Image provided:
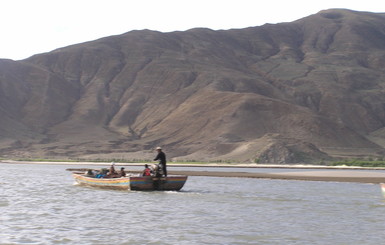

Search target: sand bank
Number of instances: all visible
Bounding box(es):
[164,170,385,184]
[3,160,385,183]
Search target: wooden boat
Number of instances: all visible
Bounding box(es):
[72,173,188,191]
[381,183,385,197]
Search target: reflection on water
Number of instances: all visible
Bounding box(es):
[1,163,385,244]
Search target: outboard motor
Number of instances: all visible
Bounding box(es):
[151,164,163,177]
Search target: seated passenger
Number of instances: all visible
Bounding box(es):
[85,169,95,177]
[95,173,104,178]
[120,167,126,177]
[142,164,152,176]
[107,163,119,178]
[96,168,108,178]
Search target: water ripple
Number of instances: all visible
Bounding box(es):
[1,164,385,244]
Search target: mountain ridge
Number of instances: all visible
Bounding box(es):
[1,9,385,163]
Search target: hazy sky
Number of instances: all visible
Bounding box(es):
[1,0,384,60]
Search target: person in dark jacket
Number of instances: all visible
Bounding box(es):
[153,147,167,177]
[120,167,126,177]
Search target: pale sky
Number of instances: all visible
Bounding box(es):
[1,0,385,60]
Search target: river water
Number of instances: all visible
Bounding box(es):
[1,163,385,245]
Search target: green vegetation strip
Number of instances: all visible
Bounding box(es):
[329,160,385,168]
[6,158,385,168]
[6,158,235,165]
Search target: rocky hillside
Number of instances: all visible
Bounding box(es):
[1,9,385,163]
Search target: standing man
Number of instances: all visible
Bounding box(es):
[154,146,167,177]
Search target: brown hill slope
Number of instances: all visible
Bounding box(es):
[1,9,385,163]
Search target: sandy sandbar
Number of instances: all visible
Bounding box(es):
[3,160,385,183]
[163,170,385,184]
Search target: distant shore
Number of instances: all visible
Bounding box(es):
[3,160,385,183]
[2,159,385,169]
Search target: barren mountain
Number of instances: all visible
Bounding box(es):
[1,9,385,163]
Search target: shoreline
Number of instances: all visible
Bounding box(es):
[3,159,385,170]
[3,160,385,183]
[164,170,385,184]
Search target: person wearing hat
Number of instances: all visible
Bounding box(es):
[153,147,167,177]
